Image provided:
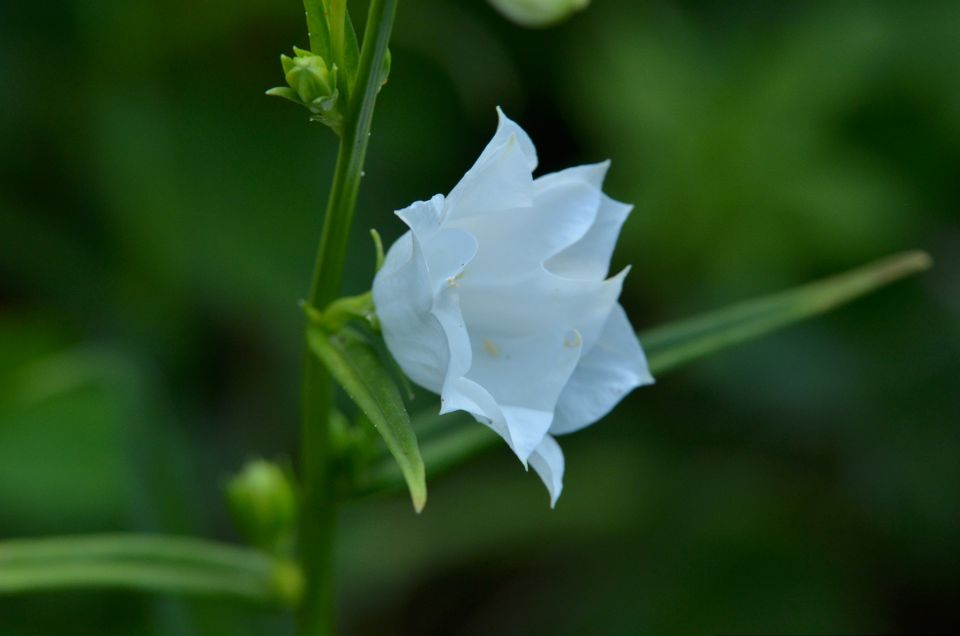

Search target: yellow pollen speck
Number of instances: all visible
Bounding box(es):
[564,331,582,348]
[483,339,500,357]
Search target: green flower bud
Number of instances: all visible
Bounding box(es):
[226,459,298,555]
[282,47,335,104]
[267,47,343,132]
[487,0,590,27]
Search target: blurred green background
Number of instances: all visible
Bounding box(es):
[2,0,958,633]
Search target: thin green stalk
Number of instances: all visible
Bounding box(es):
[307,0,396,309]
[298,1,398,635]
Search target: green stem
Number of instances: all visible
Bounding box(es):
[307,1,396,309]
[298,1,398,635]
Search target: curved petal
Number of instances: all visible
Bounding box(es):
[547,194,633,280]
[439,376,516,459]
[482,107,537,172]
[550,303,654,435]
[396,194,479,293]
[461,328,582,462]
[529,435,564,507]
[432,283,473,390]
[459,267,628,353]
[533,160,609,191]
[396,194,446,241]
[452,163,606,281]
[372,232,448,392]
[445,109,536,220]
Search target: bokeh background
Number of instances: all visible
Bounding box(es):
[2,0,958,633]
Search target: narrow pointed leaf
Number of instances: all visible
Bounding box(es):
[307,325,426,511]
[302,0,331,59]
[640,250,932,375]
[328,0,347,65]
[342,7,362,93]
[0,534,291,605]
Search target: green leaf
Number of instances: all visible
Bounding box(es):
[302,0,332,59]
[354,411,495,498]
[307,325,426,512]
[0,534,297,606]
[640,250,932,375]
[370,228,385,272]
[341,7,362,98]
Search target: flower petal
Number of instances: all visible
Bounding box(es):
[396,194,446,240]
[451,163,606,281]
[483,107,537,172]
[372,232,448,392]
[445,109,536,220]
[459,266,628,352]
[396,194,479,293]
[534,160,609,190]
[439,376,516,457]
[550,303,654,435]
[529,435,564,508]
[460,328,583,462]
[432,283,473,390]
[547,194,634,280]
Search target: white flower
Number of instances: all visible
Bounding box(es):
[372,109,653,505]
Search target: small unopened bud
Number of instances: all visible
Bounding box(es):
[227,459,298,555]
[487,0,590,27]
[282,48,335,104]
[267,47,343,132]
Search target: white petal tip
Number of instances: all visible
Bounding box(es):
[584,160,612,185]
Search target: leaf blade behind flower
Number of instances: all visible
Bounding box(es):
[307,325,426,512]
[640,250,932,375]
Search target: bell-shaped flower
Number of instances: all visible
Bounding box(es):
[372,109,653,505]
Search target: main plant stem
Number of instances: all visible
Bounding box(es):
[298,1,397,635]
